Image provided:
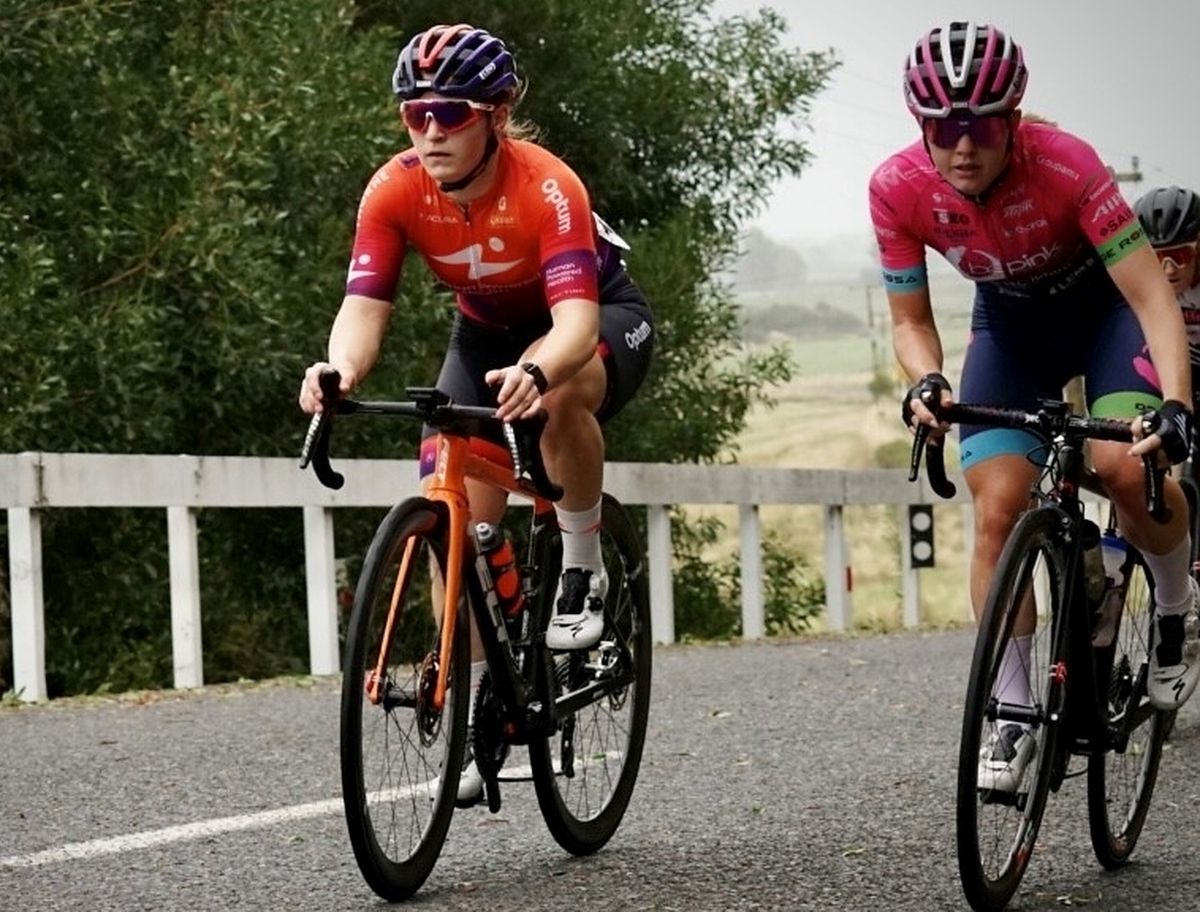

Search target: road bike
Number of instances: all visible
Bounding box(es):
[908,398,1172,912]
[300,373,652,901]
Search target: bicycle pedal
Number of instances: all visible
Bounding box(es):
[484,778,502,814]
[977,788,1028,809]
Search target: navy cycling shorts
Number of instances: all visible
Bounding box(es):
[958,295,1163,470]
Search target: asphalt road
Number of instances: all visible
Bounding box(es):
[3,630,1200,912]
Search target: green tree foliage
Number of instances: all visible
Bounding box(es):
[670,510,823,639]
[1,0,836,693]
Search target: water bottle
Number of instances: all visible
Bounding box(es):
[1092,531,1127,648]
[475,522,525,619]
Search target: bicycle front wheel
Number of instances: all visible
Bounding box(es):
[530,494,653,855]
[340,499,469,901]
[1087,545,1169,868]
[957,508,1069,912]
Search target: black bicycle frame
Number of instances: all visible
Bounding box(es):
[459,502,637,744]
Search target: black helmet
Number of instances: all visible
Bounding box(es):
[392,24,520,103]
[1134,186,1200,247]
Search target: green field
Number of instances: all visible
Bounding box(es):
[687,279,981,633]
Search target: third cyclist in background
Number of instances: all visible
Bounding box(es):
[1135,186,1200,427]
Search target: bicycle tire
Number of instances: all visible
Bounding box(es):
[1087,545,1169,869]
[530,494,653,855]
[340,498,470,901]
[956,507,1070,912]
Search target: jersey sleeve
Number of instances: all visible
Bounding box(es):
[344,158,414,302]
[536,164,599,306]
[1043,132,1146,269]
[869,161,929,293]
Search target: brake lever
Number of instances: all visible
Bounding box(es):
[1143,456,1170,524]
[906,391,956,498]
[1138,411,1172,524]
[299,370,345,490]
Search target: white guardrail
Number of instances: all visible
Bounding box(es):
[1,452,976,702]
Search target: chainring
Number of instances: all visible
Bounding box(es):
[472,672,510,780]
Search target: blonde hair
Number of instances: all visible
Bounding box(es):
[495,80,539,142]
[1020,111,1058,127]
[499,112,540,143]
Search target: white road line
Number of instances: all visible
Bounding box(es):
[0,796,346,869]
[0,752,627,870]
[0,763,528,870]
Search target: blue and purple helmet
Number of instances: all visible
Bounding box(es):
[392,24,521,103]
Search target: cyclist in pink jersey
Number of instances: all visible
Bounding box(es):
[870,21,1199,791]
[298,24,654,805]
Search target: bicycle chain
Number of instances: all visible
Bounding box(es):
[471,672,509,781]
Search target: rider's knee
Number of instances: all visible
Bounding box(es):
[1091,454,1143,503]
[970,479,1032,549]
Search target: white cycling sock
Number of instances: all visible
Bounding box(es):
[995,633,1033,713]
[466,660,487,727]
[556,500,603,574]
[1143,535,1193,615]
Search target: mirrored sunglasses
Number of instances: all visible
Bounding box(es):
[400,99,495,133]
[922,115,1010,150]
[1155,243,1197,269]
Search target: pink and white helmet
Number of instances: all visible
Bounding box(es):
[903,22,1027,118]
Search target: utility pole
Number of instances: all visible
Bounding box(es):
[1111,155,1143,186]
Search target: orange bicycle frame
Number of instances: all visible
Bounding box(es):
[368,430,552,710]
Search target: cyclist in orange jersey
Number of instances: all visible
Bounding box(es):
[299,24,654,805]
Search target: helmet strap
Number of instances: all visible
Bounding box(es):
[438,123,500,194]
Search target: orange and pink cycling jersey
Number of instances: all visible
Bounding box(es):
[869,122,1147,298]
[345,139,623,328]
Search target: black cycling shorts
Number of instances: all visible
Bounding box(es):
[423,271,653,446]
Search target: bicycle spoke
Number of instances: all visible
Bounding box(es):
[531,497,652,855]
[1088,550,1167,868]
[958,511,1066,911]
[341,503,468,901]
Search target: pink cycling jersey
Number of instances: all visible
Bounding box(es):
[869,122,1146,298]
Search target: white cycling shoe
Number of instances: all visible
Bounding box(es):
[455,736,484,807]
[1148,579,1200,710]
[977,723,1035,794]
[545,567,607,651]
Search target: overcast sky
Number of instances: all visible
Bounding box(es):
[713,0,1200,245]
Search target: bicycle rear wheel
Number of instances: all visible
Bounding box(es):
[1087,546,1169,868]
[957,508,1069,912]
[340,499,469,901]
[530,494,653,855]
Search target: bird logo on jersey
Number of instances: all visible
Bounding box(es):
[429,237,525,281]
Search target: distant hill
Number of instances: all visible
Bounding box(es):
[733,227,976,289]
[731,228,808,291]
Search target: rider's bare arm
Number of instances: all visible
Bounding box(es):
[1109,246,1193,408]
[887,286,950,427]
[299,294,392,413]
[524,296,599,389]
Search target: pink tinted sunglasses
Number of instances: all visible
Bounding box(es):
[400,98,495,133]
